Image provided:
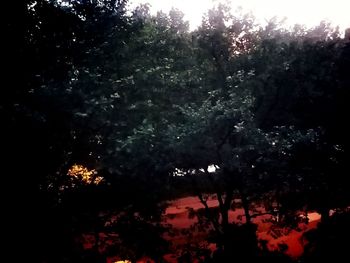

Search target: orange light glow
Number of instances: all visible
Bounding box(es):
[67,164,103,185]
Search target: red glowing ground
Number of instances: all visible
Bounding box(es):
[82,196,321,263]
[161,196,320,261]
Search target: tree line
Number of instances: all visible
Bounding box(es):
[3,0,349,262]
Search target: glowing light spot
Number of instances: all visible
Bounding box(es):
[208,164,218,173]
[67,164,103,185]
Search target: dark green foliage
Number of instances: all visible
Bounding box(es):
[3,1,349,261]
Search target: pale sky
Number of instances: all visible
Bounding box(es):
[129,0,350,31]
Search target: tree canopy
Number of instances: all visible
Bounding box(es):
[4,1,349,262]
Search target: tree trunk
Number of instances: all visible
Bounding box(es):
[221,207,229,229]
[94,230,100,253]
[320,207,330,223]
[197,193,222,234]
[221,189,233,228]
[240,190,251,224]
[242,199,252,224]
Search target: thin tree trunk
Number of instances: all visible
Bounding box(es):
[198,192,222,234]
[320,207,330,223]
[221,207,229,228]
[221,188,233,228]
[94,230,100,253]
[240,189,252,224]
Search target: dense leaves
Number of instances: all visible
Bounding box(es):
[4,1,349,262]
